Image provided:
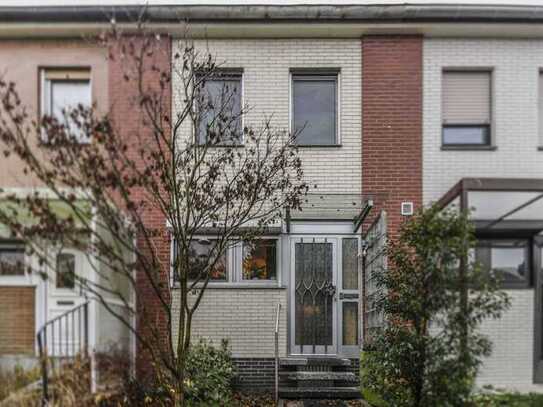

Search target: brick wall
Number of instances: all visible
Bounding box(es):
[0,286,35,355]
[361,36,423,238]
[172,39,362,196]
[170,37,362,364]
[476,290,534,388]
[423,38,543,203]
[172,288,287,358]
[108,35,172,377]
[423,38,543,390]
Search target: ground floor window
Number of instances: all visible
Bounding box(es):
[474,238,531,288]
[171,237,279,285]
[0,243,25,276]
[242,239,277,281]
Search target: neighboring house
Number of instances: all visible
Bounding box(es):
[0,39,135,387]
[1,1,543,399]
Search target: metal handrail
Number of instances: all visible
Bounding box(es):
[36,301,89,405]
[274,302,281,405]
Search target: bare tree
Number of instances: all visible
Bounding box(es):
[0,26,307,406]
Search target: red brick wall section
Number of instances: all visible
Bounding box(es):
[0,286,35,355]
[361,36,423,240]
[108,35,172,380]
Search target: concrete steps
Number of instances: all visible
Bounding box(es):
[278,357,361,400]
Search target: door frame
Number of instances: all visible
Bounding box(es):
[289,236,339,356]
[286,222,361,358]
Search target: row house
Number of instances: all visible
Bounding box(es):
[0,2,542,397]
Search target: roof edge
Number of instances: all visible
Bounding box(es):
[4,4,543,24]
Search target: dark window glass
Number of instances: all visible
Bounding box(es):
[443,125,490,146]
[197,74,242,145]
[173,239,227,282]
[242,239,277,281]
[292,75,337,145]
[56,253,76,289]
[475,239,530,287]
[0,246,24,276]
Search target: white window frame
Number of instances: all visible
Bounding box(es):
[289,69,341,146]
[441,68,493,148]
[0,242,32,286]
[40,68,92,144]
[234,237,281,285]
[170,236,281,288]
[194,70,245,146]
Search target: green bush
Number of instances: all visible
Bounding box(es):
[360,206,510,407]
[185,338,235,406]
[470,390,543,407]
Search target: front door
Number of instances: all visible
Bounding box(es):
[290,237,338,355]
[47,249,87,356]
[289,235,361,357]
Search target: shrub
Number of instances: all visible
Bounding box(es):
[0,363,41,403]
[185,338,235,406]
[111,339,235,406]
[360,206,510,407]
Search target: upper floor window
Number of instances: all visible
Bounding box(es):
[41,68,92,143]
[442,70,491,146]
[197,71,243,146]
[292,72,338,146]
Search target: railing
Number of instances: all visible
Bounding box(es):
[274,302,281,405]
[36,301,89,405]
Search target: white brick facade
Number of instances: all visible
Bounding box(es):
[423,38,543,203]
[172,39,362,195]
[172,288,287,358]
[477,290,534,389]
[423,38,543,390]
[171,39,362,357]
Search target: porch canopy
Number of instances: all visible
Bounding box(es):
[437,178,543,233]
[286,193,373,233]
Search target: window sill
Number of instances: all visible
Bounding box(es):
[198,144,244,149]
[172,283,285,290]
[296,144,342,148]
[441,145,497,151]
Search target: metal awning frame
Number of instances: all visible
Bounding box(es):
[437,177,543,233]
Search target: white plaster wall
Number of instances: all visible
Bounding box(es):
[423,38,543,390]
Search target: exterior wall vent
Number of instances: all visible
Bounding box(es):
[401,202,414,216]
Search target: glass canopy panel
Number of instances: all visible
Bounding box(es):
[468,191,543,221]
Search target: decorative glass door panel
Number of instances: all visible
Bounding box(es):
[291,238,337,355]
[338,238,360,357]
